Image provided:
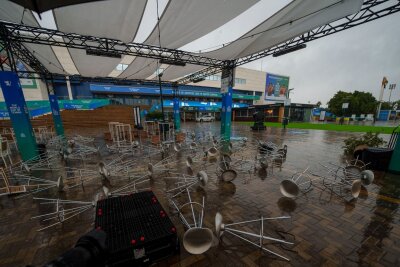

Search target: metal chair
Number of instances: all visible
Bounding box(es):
[0,140,12,167]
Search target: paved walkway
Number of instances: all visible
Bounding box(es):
[0,122,399,266]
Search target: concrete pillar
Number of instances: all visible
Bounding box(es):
[278,106,285,123]
[0,71,38,160]
[66,76,73,100]
[173,85,181,132]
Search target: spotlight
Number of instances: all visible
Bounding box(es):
[273,44,306,57]
[192,77,205,83]
[159,59,186,66]
[86,49,121,59]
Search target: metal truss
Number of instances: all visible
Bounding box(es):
[0,21,227,68]
[12,70,175,88]
[175,60,235,85]
[9,40,50,74]
[1,23,50,75]
[175,66,222,85]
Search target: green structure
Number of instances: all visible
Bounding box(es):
[0,71,38,161]
[389,129,400,173]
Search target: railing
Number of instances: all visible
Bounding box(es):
[388,124,400,149]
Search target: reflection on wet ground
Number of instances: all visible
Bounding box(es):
[0,122,399,266]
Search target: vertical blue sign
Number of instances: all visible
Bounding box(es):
[220,67,234,142]
[0,71,38,160]
[173,97,181,132]
[220,90,233,141]
[49,93,65,136]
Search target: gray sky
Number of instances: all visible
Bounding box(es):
[243,12,400,106]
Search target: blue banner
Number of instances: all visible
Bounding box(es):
[89,84,259,100]
[220,67,235,142]
[162,100,247,108]
[90,84,174,95]
[0,71,38,160]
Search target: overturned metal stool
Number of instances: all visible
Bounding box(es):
[215,212,294,261]
[164,171,208,198]
[32,197,97,231]
[170,189,213,254]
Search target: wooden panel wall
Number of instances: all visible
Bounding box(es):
[0,105,149,131]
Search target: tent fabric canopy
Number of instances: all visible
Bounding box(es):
[120,0,258,79]
[1,0,363,81]
[202,0,363,60]
[160,0,363,81]
[53,0,147,43]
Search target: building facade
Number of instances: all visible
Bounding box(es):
[0,67,289,120]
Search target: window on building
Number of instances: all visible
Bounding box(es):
[235,78,246,84]
[205,75,221,81]
[236,110,249,117]
[116,63,128,71]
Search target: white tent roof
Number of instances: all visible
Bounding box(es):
[119,0,258,80]
[54,0,147,43]
[1,0,362,81]
[162,0,363,81]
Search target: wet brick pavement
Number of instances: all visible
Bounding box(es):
[0,122,399,266]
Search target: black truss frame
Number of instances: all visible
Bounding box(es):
[0,21,227,68]
[1,0,399,86]
[12,70,176,87]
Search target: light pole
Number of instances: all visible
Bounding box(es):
[285,88,294,118]
[388,83,397,103]
[286,88,294,99]
[377,77,388,119]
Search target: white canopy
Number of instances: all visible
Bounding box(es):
[1,0,363,81]
[162,0,363,80]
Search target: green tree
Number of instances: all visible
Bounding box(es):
[327,91,352,116]
[327,90,377,116]
[380,102,392,110]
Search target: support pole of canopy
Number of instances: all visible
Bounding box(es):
[0,71,38,161]
[158,73,165,122]
[45,78,65,136]
[220,62,235,144]
[173,84,181,132]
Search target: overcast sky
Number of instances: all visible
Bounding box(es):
[243,12,400,106]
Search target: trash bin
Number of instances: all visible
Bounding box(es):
[362,147,393,171]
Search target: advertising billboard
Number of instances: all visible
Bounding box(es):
[265,73,290,102]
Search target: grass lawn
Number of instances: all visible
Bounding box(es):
[237,121,397,134]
